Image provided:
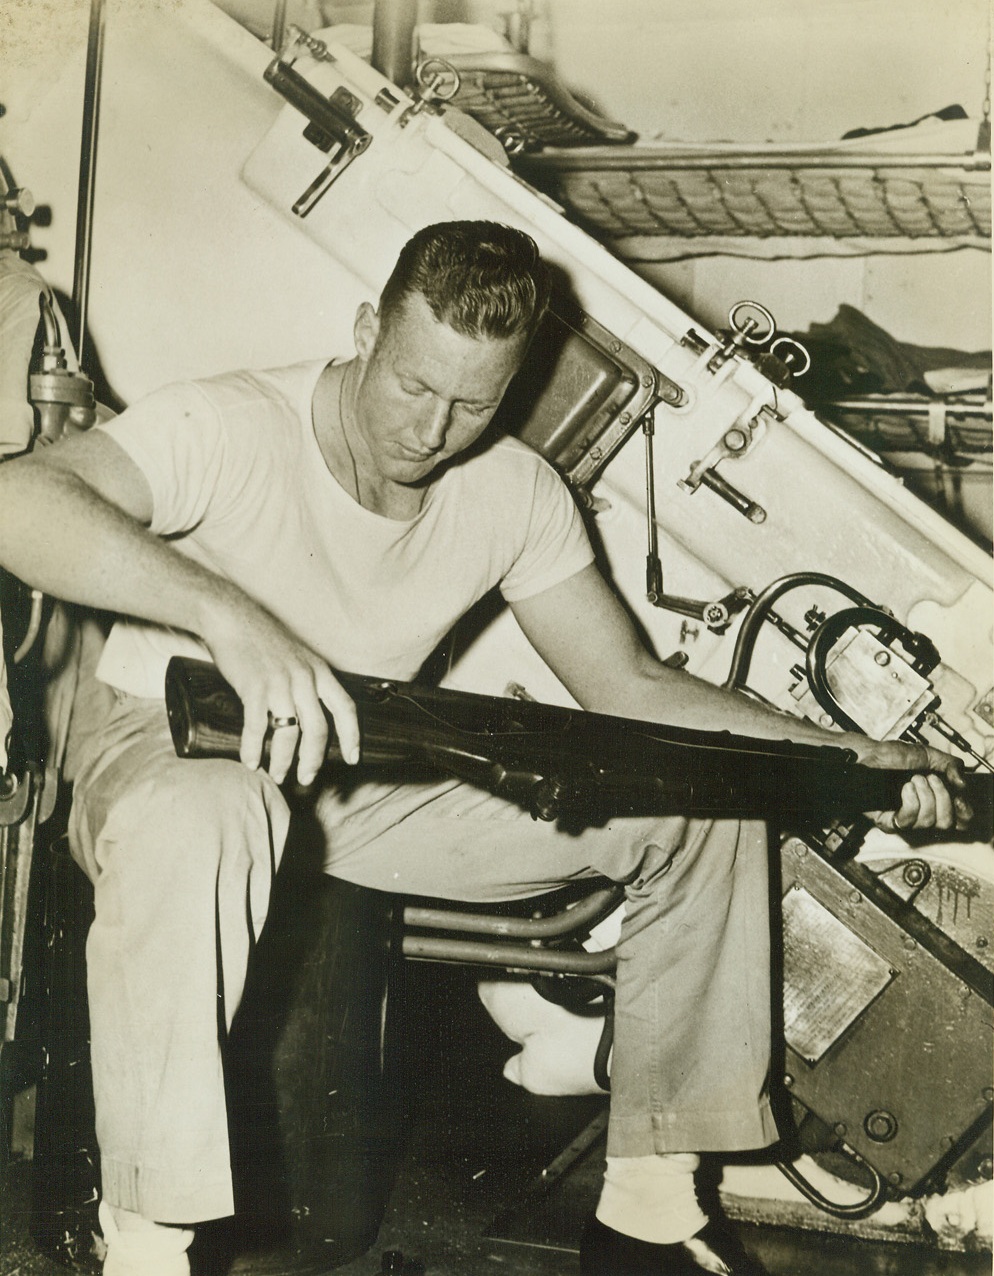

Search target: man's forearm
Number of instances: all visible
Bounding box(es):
[0,447,362,781]
[0,454,238,642]
[514,565,878,760]
[581,653,874,756]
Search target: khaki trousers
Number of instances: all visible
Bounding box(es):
[70,693,777,1224]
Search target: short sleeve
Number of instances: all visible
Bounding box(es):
[499,455,594,603]
[96,382,226,537]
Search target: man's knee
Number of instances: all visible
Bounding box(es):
[72,748,289,888]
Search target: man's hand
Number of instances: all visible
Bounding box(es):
[201,587,360,786]
[852,737,971,834]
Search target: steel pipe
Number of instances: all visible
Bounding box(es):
[523,150,991,173]
[72,0,106,370]
[371,0,417,90]
[402,885,622,939]
[270,0,287,51]
[828,396,992,420]
[401,934,617,975]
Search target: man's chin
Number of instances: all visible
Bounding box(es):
[390,456,447,486]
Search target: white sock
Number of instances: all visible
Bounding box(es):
[98,1201,194,1276]
[595,1152,709,1244]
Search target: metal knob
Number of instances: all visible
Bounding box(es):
[4,187,36,218]
[864,1109,898,1142]
[415,57,461,103]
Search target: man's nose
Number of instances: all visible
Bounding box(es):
[416,399,451,451]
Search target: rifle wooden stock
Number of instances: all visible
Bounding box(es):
[164,656,991,826]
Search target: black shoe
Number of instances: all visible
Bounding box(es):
[579,1215,768,1275]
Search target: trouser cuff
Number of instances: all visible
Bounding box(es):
[101,1157,234,1225]
[607,1098,779,1158]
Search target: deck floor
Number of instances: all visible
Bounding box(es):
[2,966,990,1276]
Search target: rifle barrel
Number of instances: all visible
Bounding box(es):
[164,656,991,828]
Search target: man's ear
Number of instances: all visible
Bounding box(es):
[354,302,380,362]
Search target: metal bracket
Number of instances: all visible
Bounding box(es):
[648,586,754,634]
[1,767,41,1042]
[642,402,755,626]
[411,57,462,114]
[279,25,336,63]
[707,300,776,375]
[263,35,371,217]
[375,57,462,130]
[501,305,681,488]
[706,300,810,384]
[0,768,32,828]
[678,410,771,524]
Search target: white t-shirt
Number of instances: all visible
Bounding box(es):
[95,359,593,698]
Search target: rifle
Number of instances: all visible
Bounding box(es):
[164,656,992,829]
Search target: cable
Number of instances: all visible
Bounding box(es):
[775,1156,887,1220]
[593,1002,614,1093]
[724,573,874,692]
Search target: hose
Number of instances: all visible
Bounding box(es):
[775,1156,888,1220]
[724,572,875,693]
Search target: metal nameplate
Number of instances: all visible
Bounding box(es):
[782,885,894,1063]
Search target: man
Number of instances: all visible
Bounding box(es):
[0,221,966,1276]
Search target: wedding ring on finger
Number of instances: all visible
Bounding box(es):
[269,714,299,730]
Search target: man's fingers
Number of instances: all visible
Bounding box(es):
[927,750,966,793]
[239,693,301,784]
[267,713,302,786]
[278,667,358,787]
[873,773,955,833]
[891,776,924,831]
[924,772,955,829]
[913,749,975,830]
[295,688,330,787]
[218,636,357,786]
[870,777,920,833]
[239,696,270,772]
[316,668,360,769]
[953,793,974,830]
